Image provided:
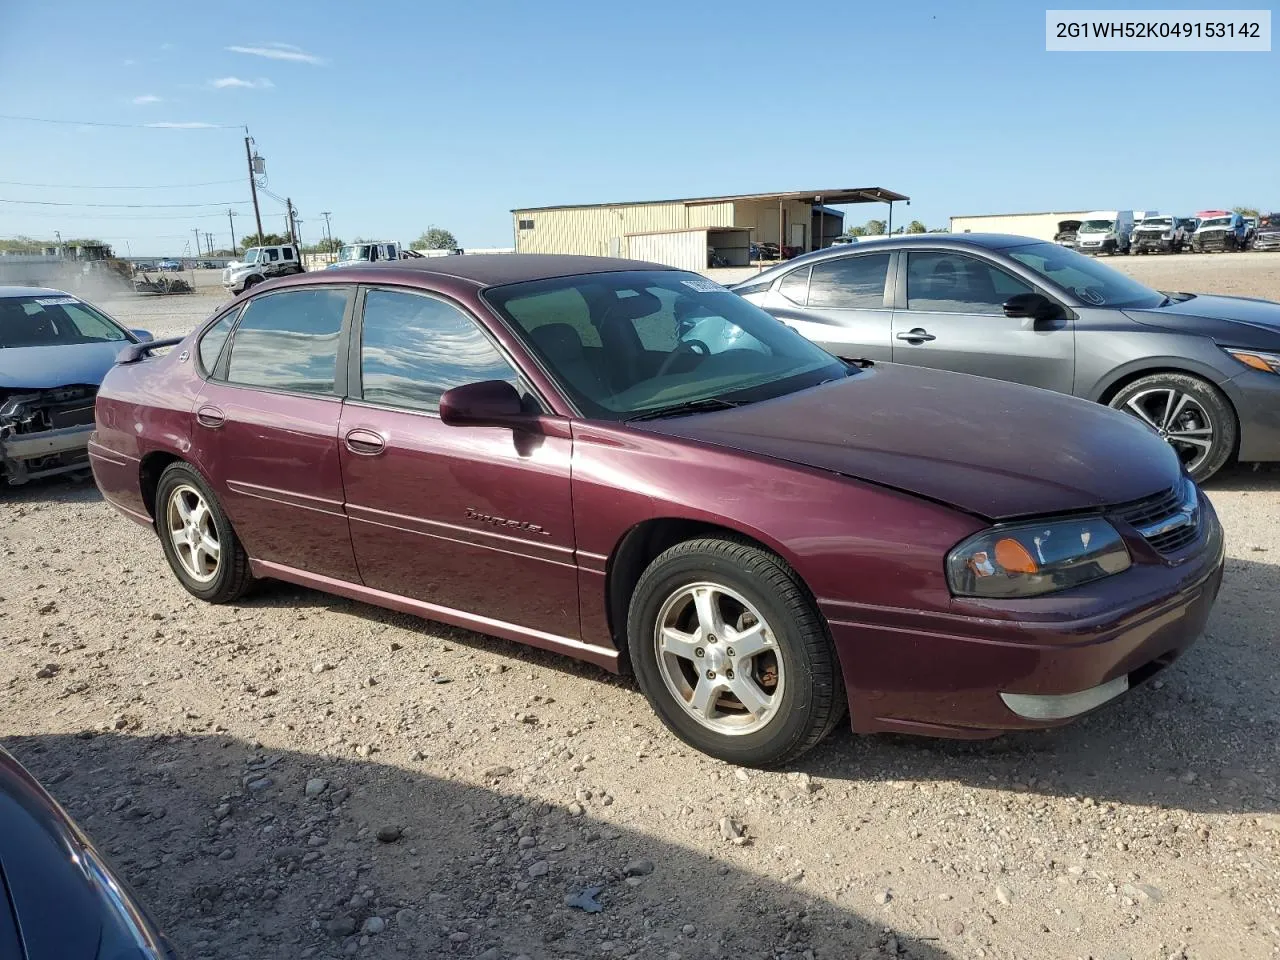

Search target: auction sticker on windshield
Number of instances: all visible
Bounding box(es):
[682,278,728,294]
[34,297,79,306]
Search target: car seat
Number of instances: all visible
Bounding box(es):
[528,323,609,404]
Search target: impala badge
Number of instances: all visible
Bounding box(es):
[465,506,551,537]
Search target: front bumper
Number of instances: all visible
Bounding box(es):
[1,423,95,484]
[824,499,1225,737]
[1132,236,1175,252]
[1076,239,1116,254]
[1222,367,1280,462]
[1252,234,1280,251]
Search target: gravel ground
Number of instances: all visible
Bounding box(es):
[2,256,1279,960]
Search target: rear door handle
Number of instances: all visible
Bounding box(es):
[344,428,385,456]
[196,404,226,428]
[896,328,936,343]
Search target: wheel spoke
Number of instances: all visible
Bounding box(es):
[1167,425,1211,438]
[190,500,209,528]
[199,533,220,561]
[688,675,724,719]
[727,673,772,718]
[659,626,701,661]
[1163,391,1192,430]
[691,586,725,638]
[174,495,192,524]
[1124,397,1161,430]
[725,621,770,660]
[1169,435,1212,450]
[1158,389,1178,430]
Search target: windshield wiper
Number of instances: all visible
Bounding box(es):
[626,397,745,422]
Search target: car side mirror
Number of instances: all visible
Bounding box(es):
[439,380,529,428]
[131,328,154,342]
[1003,292,1063,322]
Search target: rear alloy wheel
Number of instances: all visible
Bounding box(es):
[1108,373,1236,481]
[155,462,253,602]
[628,538,846,767]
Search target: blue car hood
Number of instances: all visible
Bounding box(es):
[0,342,125,390]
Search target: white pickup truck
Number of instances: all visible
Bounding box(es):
[326,242,424,270]
[221,243,304,294]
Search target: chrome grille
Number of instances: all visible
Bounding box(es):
[1110,481,1200,556]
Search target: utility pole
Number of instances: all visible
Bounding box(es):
[244,134,264,241]
[205,232,214,255]
[227,209,238,255]
[193,228,202,257]
[285,197,297,245]
[320,211,332,252]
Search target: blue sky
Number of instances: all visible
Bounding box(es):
[1,1,1275,254]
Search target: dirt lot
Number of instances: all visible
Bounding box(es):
[2,254,1279,960]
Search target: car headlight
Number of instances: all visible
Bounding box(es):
[946,517,1131,599]
[1225,348,1280,374]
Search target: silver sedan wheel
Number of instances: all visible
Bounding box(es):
[165,484,220,583]
[653,581,783,736]
[1122,388,1214,474]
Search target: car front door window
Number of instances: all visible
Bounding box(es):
[906,251,1032,315]
[358,289,520,413]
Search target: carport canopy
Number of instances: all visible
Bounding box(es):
[683,187,910,206]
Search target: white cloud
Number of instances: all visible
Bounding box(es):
[123,58,137,66]
[132,94,163,104]
[210,76,274,90]
[145,121,219,129]
[226,42,325,65]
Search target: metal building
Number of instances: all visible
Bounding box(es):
[949,210,1094,242]
[512,188,909,271]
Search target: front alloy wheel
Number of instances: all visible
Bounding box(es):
[1109,373,1237,481]
[628,537,846,766]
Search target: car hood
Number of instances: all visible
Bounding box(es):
[635,364,1180,520]
[0,342,126,389]
[1126,293,1280,346]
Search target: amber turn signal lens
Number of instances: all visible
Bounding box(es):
[1231,352,1275,373]
[994,538,1039,574]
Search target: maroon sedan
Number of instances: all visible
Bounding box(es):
[90,256,1224,766]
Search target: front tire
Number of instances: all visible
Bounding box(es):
[1108,373,1237,481]
[627,538,846,767]
[155,462,253,603]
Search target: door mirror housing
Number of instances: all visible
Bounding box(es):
[130,328,154,342]
[1003,292,1063,322]
[439,380,529,428]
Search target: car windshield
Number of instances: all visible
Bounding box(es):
[1201,217,1232,228]
[241,249,261,264]
[1262,215,1280,229]
[1141,218,1173,227]
[1078,220,1115,233]
[485,270,849,420]
[0,295,128,348]
[1007,242,1165,308]
[339,244,370,262]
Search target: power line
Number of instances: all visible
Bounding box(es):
[8,210,243,221]
[0,113,241,130]
[0,178,244,189]
[0,198,251,209]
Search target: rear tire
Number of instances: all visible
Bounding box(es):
[627,537,846,767]
[155,462,254,603]
[1108,373,1237,481]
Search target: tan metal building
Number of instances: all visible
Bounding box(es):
[949,210,1093,242]
[512,188,909,271]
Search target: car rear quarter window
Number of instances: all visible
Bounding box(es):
[225,289,347,394]
[777,266,811,305]
[906,251,1032,315]
[359,289,518,413]
[197,309,239,375]
[807,254,891,309]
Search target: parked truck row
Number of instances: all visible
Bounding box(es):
[1055,210,1274,255]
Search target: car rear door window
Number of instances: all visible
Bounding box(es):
[906,251,1033,315]
[807,254,891,308]
[225,288,348,394]
[359,288,518,414]
[778,266,811,305]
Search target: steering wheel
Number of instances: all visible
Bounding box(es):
[656,339,710,378]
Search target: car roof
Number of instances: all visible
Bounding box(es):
[773,233,1042,267]
[304,253,672,288]
[0,285,70,299]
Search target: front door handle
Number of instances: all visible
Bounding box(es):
[344,428,385,456]
[195,405,226,428]
[896,328,936,343]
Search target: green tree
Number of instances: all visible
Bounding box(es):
[303,237,343,254]
[906,220,928,234]
[414,226,457,250]
[1233,206,1261,218]
[239,232,291,248]
[842,225,866,237]
[862,219,887,236]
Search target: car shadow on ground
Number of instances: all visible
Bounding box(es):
[3,732,954,960]
[1201,460,1280,492]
